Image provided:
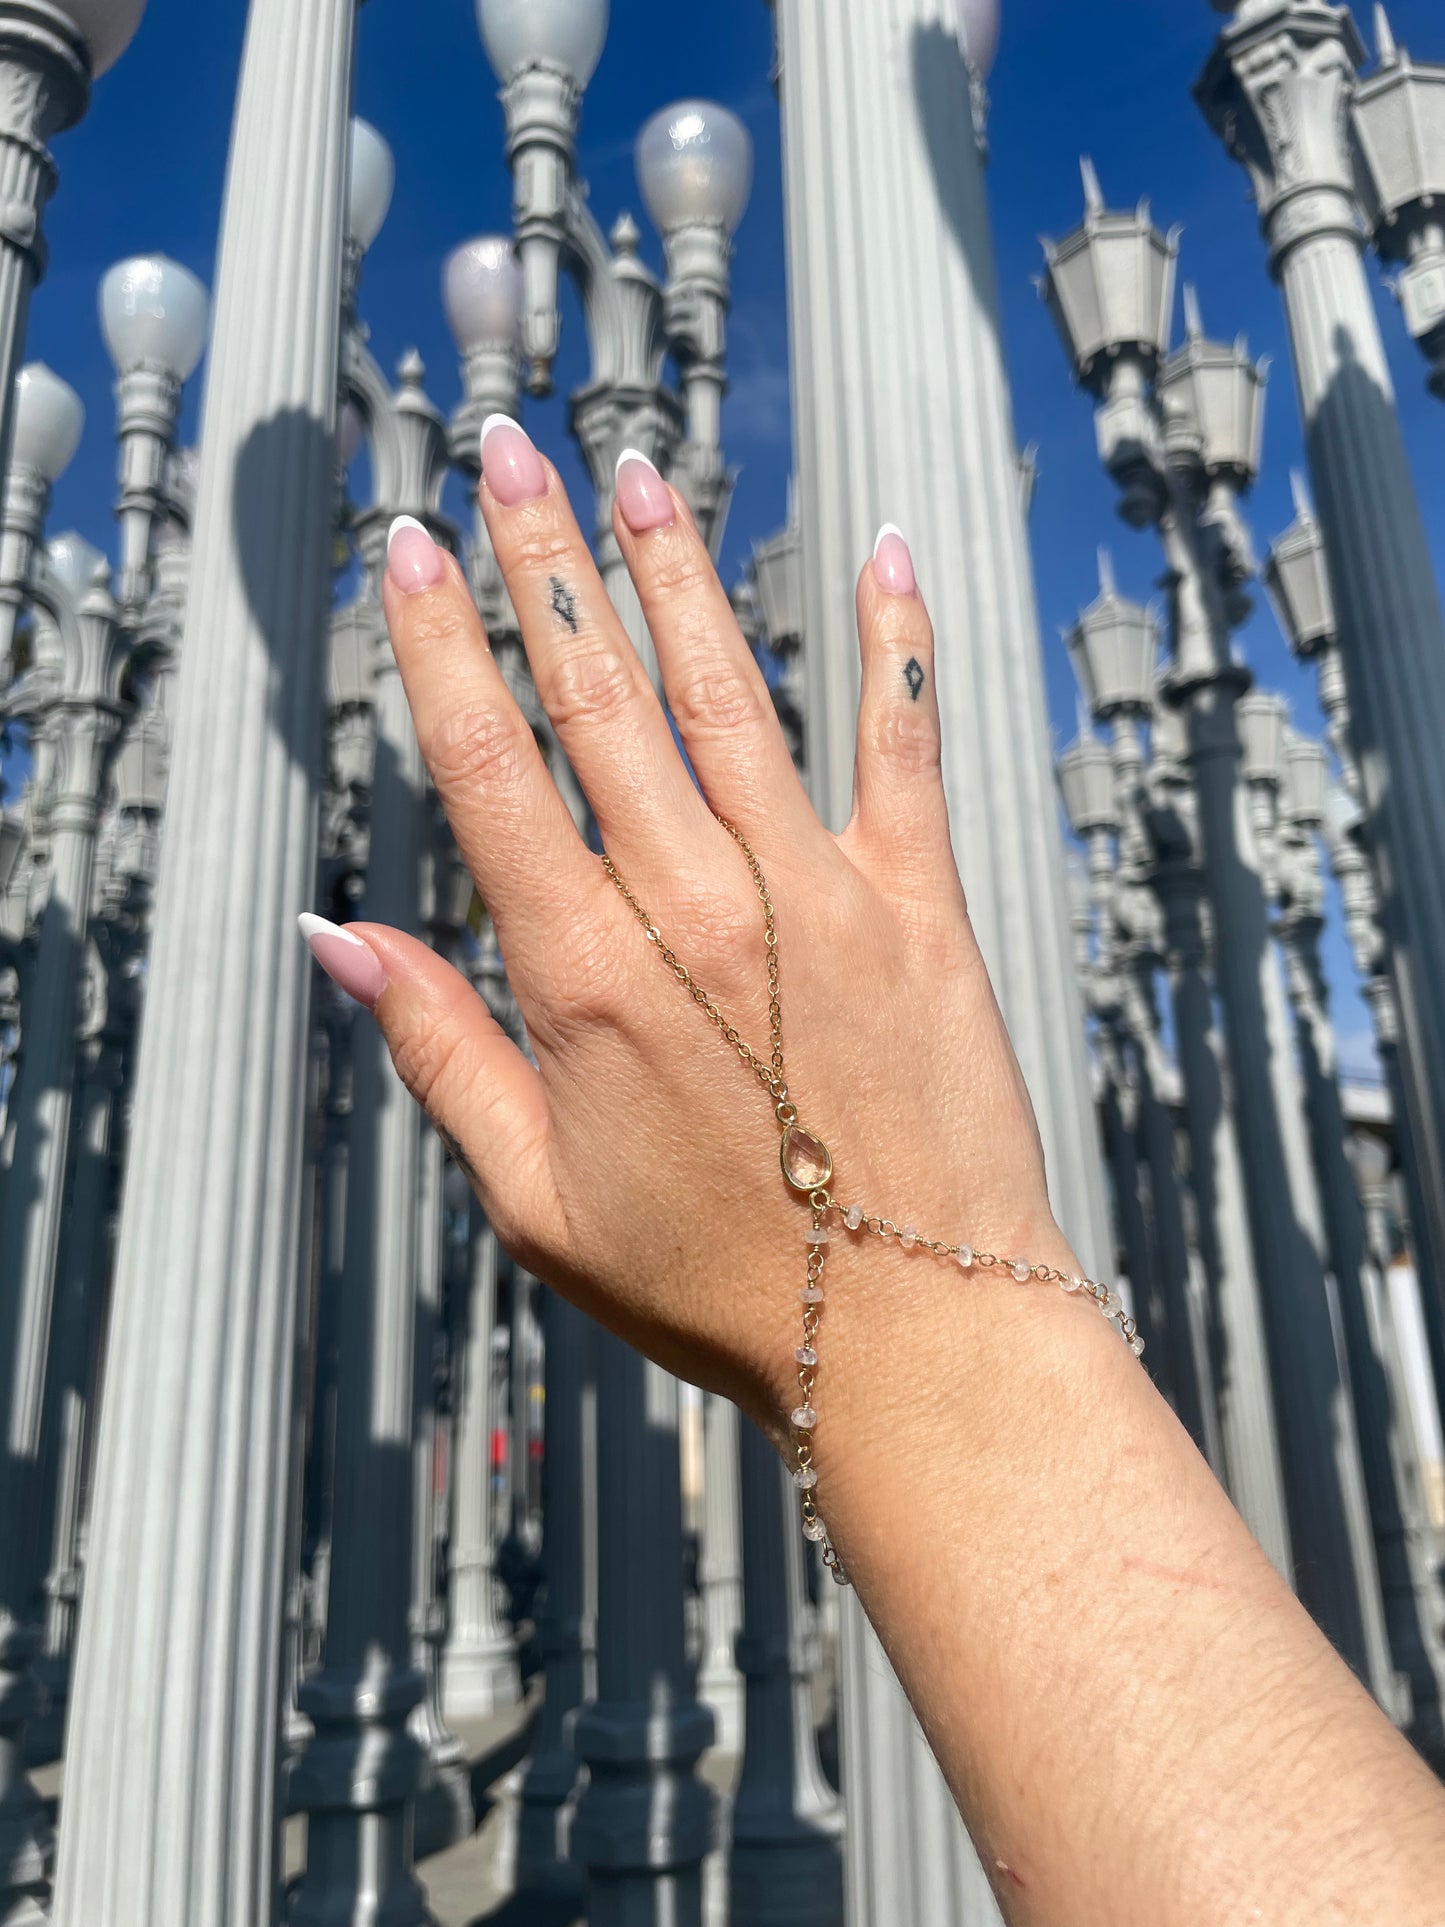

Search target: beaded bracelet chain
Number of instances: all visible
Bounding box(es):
[604,822,1145,1587]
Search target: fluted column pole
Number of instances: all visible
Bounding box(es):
[730,1413,843,1927]
[698,1393,744,1756]
[1199,1,1445,1413]
[52,2,357,1915]
[775,8,1110,1912]
[516,1288,596,1901]
[441,1215,520,1721]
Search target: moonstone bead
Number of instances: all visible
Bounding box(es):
[791,1405,818,1430]
[793,1465,818,1490]
[1103,1291,1123,1316]
[805,1227,830,1246]
[844,1204,864,1232]
[956,1244,974,1270]
[1129,1335,1146,1357]
[1061,1274,1084,1294]
[800,1285,824,1305]
[795,1345,818,1367]
[1010,1260,1032,1284]
[899,1225,917,1249]
[802,1516,827,1543]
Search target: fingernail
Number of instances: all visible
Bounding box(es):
[873,524,917,597]
[481,413,547,507]
[615,448,675,534]
[299,913,388,1010]
[388,516,446,595]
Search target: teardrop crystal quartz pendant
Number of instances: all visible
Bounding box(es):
[781,1125,833,1193]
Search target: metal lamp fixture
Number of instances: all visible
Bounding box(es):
[1264,472,1337,662]
[0,363,83,672]
[1067,551,1159,720]
[346,117,395,256]
[751,512,803,655]
[1056,725,1119,840]
[1039,160,1178,394]
[635,100,753,239]
[1282,730,1331,831]
[1237,690,1289,790]
[99,254,209,608]
[55,0,148,75]
[1352,6,1445,396]
[1157,288,1268,491]
[477,0,610,393]
[443,235,523,470]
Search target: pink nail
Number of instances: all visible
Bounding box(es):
[873,524,917,596]
[481,413,547,506]
[387,516,446,595]
[299,913,388,1010]
[614,448,675,534]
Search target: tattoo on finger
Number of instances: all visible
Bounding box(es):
[904,658,926,703]
[549,577,580,634]
[440,1127,481,1191]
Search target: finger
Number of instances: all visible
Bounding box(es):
[299,914,564,1261]
[380,516,611,981]
[845,525,963,913]
[477,416,716,866]
[612,450,813,832]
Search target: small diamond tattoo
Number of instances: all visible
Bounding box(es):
[904,657,925,702]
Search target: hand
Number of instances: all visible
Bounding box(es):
[311,420,1082,1434]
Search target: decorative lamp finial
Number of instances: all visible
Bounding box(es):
[1374,3,1400,66]
[1080,155,1105,218]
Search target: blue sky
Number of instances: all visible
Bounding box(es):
[30,0,1445,1073]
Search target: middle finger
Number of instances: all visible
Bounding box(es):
[477,415,715,868]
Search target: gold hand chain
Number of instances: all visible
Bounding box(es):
[603,821,1144,1586]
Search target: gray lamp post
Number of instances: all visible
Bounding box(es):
[1273,728,1445,1764]
[0,359,81,672]
[98,253,209,613]
[1063,561,1219,1458]
[52,0,360,1915]
[0,533,130,1923]
[1199,3,1445,1453]
[1353,6,1445,400]
[0,0,146,518]
[1043,178,1392,1686]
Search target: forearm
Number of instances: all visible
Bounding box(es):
[812,1231,1445,1926]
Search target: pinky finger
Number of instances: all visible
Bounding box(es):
[299,914,562,1259]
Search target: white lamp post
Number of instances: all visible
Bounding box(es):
[343,115,394,314]
[99,254,209,611]
[441,235,523,629]
[0,360,83,675]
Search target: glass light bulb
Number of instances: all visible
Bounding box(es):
[636,100,754,236]
[956,0,1001,76]
[443,237,524,352]
[100,255,210,380]
[337,401,367,470]
[12,364,85,483]
[476,0,608,86]
[47,532,108,599]
[58,0,148,76]
[347,118,396,254]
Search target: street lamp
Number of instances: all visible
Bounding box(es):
[635,99,752,529]
[1352,6,1445,399]
[1057,723,1118,843]
[344,116,395,313]
[99,254,209,610]
[53,0,148,75]
[1283,730,1331,833]
[1065,550,1158,722]
[0,361,83,677]
[955,0,1001,77]
[477,0,609,392]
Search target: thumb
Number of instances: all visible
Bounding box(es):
[299,914,558,1256]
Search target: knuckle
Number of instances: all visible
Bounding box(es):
[669,656,771,737]
[543,915,633,1029]
[502,516,578,581]
[423,699,529,797]
[641,541,715,603]
[391,998,477,1123]
[870,699,943,777]
[540,643,643,735]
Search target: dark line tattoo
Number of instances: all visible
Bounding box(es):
[904,657,925,703]
[549,576,579,634]
[439,1128,481,1191]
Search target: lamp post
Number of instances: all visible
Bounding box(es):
[98,254,209,612]
[0,536,129,1923]
[0,0,146,514]
[0,360,81,671]
[1061,562,1219,1457]
[1043,183,1391,1685]
[1353,7,1445,400]
[52,0,360,1914]
[1271,728,1445,1763]
[1199,3,1445,1444]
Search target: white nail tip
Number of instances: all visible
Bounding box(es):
[615,446,658,481]
[299,912,366,949]
[480,412,523,456]
[874,522,906,556]
[387,515,429,552]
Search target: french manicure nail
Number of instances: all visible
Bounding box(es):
[873,524,917,597]
[387,515,446,595]
[299,913,388,1010]
[615,447,676,535]
[480,413,547,507]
